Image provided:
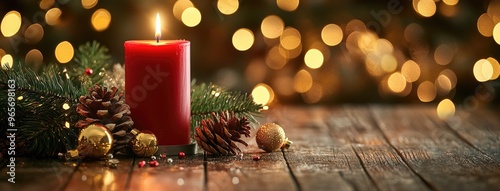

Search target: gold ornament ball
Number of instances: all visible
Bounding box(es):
[256,123,286,152]
[77,124,113,159]
[131,129,158,157]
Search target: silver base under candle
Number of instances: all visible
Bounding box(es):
[155,143,198,156]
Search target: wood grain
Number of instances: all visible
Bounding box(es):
[126,155,204,191]
[0,158,77,191]
[266,106,376,191]
[63,158,135,191]
[370,106,500,191]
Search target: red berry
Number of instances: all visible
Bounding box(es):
[160,153,167,160]
[149,160,159,167]
[178,152,186,159]
[252,155,260,161]
[84,68,93,76]
[138,160,146,168]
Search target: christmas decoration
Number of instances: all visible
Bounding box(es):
[149,160,159,167]
[167,158,173,164]
[76,84,134,154]
[252,155,261,161]
[77,123,113,159]
[194,111,252,156]
[68,41,112,87]
[256,123,289,152]
[130,129,158,157]
[160,153,167,160]
[84,68,93,76]
[178,152,186,159]
[138,160,146,168]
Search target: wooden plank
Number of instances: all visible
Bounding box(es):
[442,108,500,160]
[127,154,204,191]
[63,157,135,191]
[370,106,500,191]
[206,144,295,191]
[329,106,431,191]
[0,158,77,191]
[267,106,376,191]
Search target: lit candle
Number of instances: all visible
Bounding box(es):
[124,13,190,147]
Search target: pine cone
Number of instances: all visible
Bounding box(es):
[194,112,251,155]
[76,84,134,154]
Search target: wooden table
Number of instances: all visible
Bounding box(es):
[1,105,499,191]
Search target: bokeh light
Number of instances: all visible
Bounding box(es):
[1,11,22,37]
[486,57,500,80]
[45,8,62,26]
[232,28,254,51]
[217,0,239,15]
[493,23,500,45]
[280,27,301,50]
[91,9,111,32]
[381,55,397,73]
[24,24,44,44]
[473,59,493,82]
[477,13,495,37]
[321,24,343,46]
[417,81,437,102]
[261,15,284,39]
[182,7,201,27]
[304,49,324,69]
[266,46,287,69]
[416,0,437,18]
[442,0,459,6]
[25,49,43,68]
[252,83,274,106]
[434,44,454,65]
[294,69,313,93]
[401,60,421,82]
[437,99,455,120]
[82,0,98,9]
[1,54,13,70]
[55,41,74,64]
[39,0,55,10]
[173,0,194,21]
[303,83,323,104]
[277,0,299,12]
[387,72,407,93]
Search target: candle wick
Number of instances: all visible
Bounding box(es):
[156,36,160,43]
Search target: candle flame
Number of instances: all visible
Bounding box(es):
[155,13,161,42]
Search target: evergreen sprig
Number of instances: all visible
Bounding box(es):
[190,81,263,130]
[68,41,112,87]
[0,63,83,157]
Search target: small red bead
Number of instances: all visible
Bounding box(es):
[138,160,146,167]
[178,152,186,159]
[149,160,159,167]
[252,155,261,161]
[160,153,167,160]
[84,68,93,76]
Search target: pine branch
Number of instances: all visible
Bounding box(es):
[67,41,112,87]
[190,81,263,130]
[0,63,83,157]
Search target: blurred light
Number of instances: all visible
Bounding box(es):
[91,9,111,32]
[17,96,23,101]
[486,57,500,80]
[436,73,452,95]
[1,11,22,37]
[404,23,424,43]
[217,0,239,15]
[1,54,13,70]
[443,0,458,6]
[25,49,43,67]
[302,83,323,104]
[266,46,287,69]
[401,60,421,82]
[434,44,454,65]
[182,7,201,27]
[345,19,366,34]
[294,69,313,93]
[473,59,493,82]
[477,13,495,37]
[488,0,500,19]
[387,72,406,93]
[365,53,384,77]
[381,54,397,73]
[82,0,98,9]
[261,15,284,39]
[439,3,458,17]
[24,24,44,44]
[65,121,70,128]
[493,23,500,45]
[416,0,436,17]
[375,39,394,54]
[304,49,324,69]
[440,69,457,89]
[358,32,378,54]
[173,0,194,21]
[232,28,254,51]
[55,41,74,64]
[437,99,455,120]
[277,0,299,12]
[0,49,5,58]
[321,24,343,46]
[280,27,301,50]
[39,0,55,10]
[62,103,70,110]
[45,8,61,26]
[286,43,302,58]
[417,81,437,102]
[252,83,274,105]
[272,76,295,96]
[245,59,267,84]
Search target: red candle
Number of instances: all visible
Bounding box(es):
[124,13,190,146]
